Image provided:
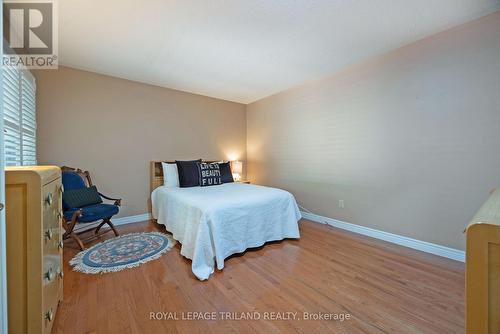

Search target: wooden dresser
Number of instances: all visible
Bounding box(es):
[466,189,500,334]
[5,166,64,334]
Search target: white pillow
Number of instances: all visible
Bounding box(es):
[161,162,180,187]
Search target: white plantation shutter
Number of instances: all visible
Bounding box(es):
[2,67,37,166]
[2,67,21,166]
[21,72,37,165]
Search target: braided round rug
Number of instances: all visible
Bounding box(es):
[70,232,176,274]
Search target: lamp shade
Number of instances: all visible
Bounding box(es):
[231,160,243,175]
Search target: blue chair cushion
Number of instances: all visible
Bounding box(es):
[64,203,119,223]
[62,171,87,191]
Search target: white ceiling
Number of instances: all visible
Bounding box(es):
[59,1,500,104]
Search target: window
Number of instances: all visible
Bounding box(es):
[2,67,36,166]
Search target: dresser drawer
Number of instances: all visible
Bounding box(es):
[43,229,63,256]
[42,255,61,334]
[42,178,62,248]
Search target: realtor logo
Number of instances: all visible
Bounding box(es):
[3,0,58,69]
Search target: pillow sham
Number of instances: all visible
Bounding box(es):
[161,162,180,188]
[218,162,234,183]
[176,159,202,187]
[197,162,222,187]
[62,185,102,208]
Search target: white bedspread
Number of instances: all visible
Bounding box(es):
[151,183,301,280]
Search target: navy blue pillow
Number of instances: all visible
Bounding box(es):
[218,162,234,183]
[62,185,102,208]
[176,159,202,187]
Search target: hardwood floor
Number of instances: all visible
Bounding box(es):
[52,219,464,334]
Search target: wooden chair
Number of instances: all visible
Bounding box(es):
[61,166,121,250]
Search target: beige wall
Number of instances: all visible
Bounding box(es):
[35,66,246,217]
[247,12,500,250]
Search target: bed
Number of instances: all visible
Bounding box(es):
[150,161,301,280]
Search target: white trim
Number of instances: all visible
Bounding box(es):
[0,4,9,330]
[300,211,465,262]
[112,213,152,226]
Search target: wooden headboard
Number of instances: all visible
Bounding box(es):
[150,160,218,193]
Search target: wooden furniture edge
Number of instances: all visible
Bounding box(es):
[465,188,500,333]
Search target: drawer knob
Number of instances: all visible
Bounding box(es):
[57,211,63,220]
[45,268,55,281]
[44,229,53,240]
[58,270,64,279]
[58,240,64,249]
[44,309,53,322]
[46,193,53,206]
[58,185,64,194]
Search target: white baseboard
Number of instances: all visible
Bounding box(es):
[300,211,465,262]
[112,213,152,226]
